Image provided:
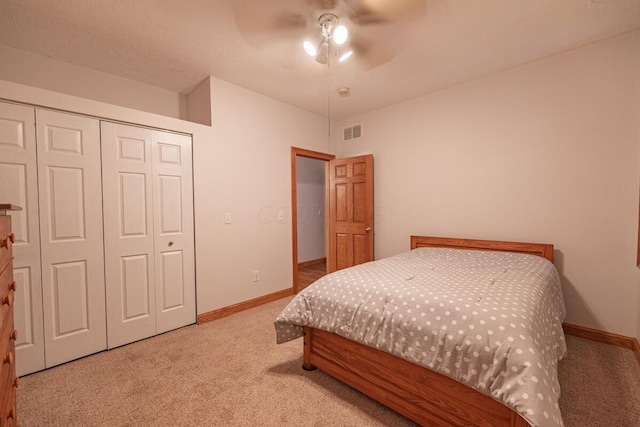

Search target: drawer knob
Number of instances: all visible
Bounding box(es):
[1,293,13,306]
[9,281,16,292]
[3,351,14,365]
[1,233,15,249]
[10,329,18,341]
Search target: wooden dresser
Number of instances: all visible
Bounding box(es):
[0,204,20,426]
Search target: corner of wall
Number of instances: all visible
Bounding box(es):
[185,76,213,126]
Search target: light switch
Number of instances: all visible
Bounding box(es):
[224,212,232,224]
[277,210,284,222]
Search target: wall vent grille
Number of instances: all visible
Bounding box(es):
[343,124,362,141]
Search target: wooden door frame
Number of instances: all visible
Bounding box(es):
[291,147,335,293]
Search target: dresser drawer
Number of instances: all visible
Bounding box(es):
[0,216,12,274]
[0,264,14,323]
[0,308,16,427]
[0,384,17,427]
[0,302,15,365]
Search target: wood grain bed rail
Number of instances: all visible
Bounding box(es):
[303,326,529,427]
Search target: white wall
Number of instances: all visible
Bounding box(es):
[196,78,329,311]
[0,44,186,119]
[296,156,326,262]
[0,74,329,316]
[333,31,640,338]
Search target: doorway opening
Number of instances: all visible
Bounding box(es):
[291,147,335,293]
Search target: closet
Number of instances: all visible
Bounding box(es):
[101,123,195,348]
[0,102,196,376]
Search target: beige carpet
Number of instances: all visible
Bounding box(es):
[16,296,640,426]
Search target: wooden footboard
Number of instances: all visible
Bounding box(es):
[303,326,529,427]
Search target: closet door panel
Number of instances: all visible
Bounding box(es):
[50,260,90,334]
[36,109,106,367]
[101,122,156,348]
[47,166,86,239]
[153,131,195,334]
[0,102,45,375]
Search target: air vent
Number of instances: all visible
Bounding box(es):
[343,124,362,142]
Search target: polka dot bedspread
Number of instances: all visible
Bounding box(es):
[275,247,567,427]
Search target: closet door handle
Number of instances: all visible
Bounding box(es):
[168,241,174,247]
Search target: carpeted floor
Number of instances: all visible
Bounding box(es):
[16,296,640,426]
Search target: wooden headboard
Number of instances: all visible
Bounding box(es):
[410,236,554,263]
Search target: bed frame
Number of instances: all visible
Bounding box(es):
[302,236,555,427]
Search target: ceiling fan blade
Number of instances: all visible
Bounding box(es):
[348,37,391,69]
[343,0,425,26]
[347,19,414,69]
[360,0,426,19]
[307,0,339,12]
[335,0,425,69]
[232,1,311,51]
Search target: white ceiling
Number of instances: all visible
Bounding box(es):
[1,0,639,121]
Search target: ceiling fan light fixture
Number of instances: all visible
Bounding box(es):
[333,25,348,45]
[306,13,352,64]
[338,50,353,62]
[303,40,317,56]
[315,41,329,64]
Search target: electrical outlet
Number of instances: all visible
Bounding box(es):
[253,270,260,282]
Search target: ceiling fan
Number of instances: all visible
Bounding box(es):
[232,0,426,69]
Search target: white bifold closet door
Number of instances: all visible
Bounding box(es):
[0,102,45,376]
[35,109,107,367]
[101,122,195,349]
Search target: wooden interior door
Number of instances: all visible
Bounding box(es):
[328,154,374,272]
[36,109,107,368]
[0,102,45,375]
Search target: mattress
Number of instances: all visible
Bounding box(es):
[275,247,567,427]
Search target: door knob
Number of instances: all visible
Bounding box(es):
[168,241,174,247]
[1,233,15,249]
[365,227,372,233]
[3,351,14,365]
[2,293,13,306]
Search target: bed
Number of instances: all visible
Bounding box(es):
[275,236,567,427]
